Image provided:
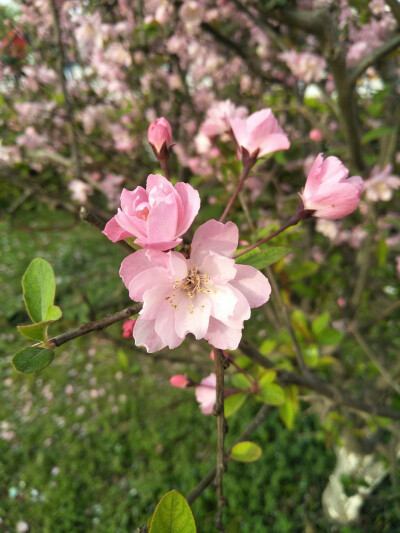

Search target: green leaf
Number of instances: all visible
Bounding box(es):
[225,393,247,418]
[149,490,196,533]
[315,328,343,346]
[45,305,62,321]
[22,258,57,323]
[236,247,290,269]
[259,370,277,385]
[304,344,319,367]
[17,322,50,343]
[231,373,251,390]
[230,441,262,463]
[361,126,395,145]
[311,312,330,336]
[259,383,285,405]
[376,239,388,268]
[279,386,299,429]
[260,339,277,355]
[12,346,54,373]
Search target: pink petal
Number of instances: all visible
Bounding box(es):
[205,317,243,350]
[195,373,216,414]
[174,182,201,235]
[145,192,179,246]
[128,267,170,302]
[133,316,167,353]
[191,220,238,263]
[141,284,172,320]
[119,249,168,290]
[258,133,290,158]
[175,292,211,340]
[155,302,184,349]
[229,117,247,147]
[209,284,239,323]
[309,182,363,219]
[103,216,132,242]
[198,252,237,284]
[230,264,271,308]
[302,153,324,199]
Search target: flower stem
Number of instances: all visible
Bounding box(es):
[159,159,170,181]
[219,159,255,223]
[234,202,314,258]
[213,348,226,531]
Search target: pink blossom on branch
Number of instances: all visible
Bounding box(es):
[147,117,172,160]
[103,174,200,250]
[230,109,290,161]
[119,220,271,353]
[300,153,364,219]
[364,164,400,202]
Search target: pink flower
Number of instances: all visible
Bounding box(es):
[230,109,290,160]
[170,375,190,388]
[122,318,137,338]
[148,117,172,160]
[309,129,323,142]
[119,219,271,353]
[300,153,364,219]
[279,51,326,84]
[364,164,400,202]
[195,373,216,414]
[103,174,200,250]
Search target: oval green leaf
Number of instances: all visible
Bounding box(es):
[149,490,196,533]
[236,246,290,269]
[231,441,262,463]
[17,322,49,343]
[259,383,285,405]
[225,393,247,418]
[12,346,54,373]
[22,258,56,323]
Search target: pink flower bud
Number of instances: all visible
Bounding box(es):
[309,129,323,142]
[300,153,364,219]
[122,318,137,338]
[147,117,172,160]
[170,375,190,388]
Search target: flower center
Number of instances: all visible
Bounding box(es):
[178,266,211,297]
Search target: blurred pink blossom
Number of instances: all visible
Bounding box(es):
[300,153,364,219]
[120,220,271,352]
[101,174,125,208]
[309,128,323,142]
[364,164,400,202]
[200,99,248,138]
[68,179,92,204]
[279,50,326,83]
[195,373,216,414]
[170,375,190,388]
[104,174,200,250]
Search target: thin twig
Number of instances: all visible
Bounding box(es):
[239,341,400,421]
[79,206,136,254]
[49,304,142,347]
[48,0,82,180]
[220,160,254,223]
[213,348,226,532]
[351,327,400,396]
[186,404,271,505]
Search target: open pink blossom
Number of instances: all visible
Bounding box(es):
[103,174,200,250]
[230,108,290,159]
[300,153,364,219]
[119,220,271,353]
[195,373,216,414]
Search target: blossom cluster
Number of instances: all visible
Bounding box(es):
[104,113,365,355]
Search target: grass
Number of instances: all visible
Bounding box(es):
[0,205,399,532]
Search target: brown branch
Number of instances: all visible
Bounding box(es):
[48,0,82,180]
[268,7,365,171]
[239,342,400,421]
[186,404,271,506]
[349,34,400,88]
[79,206,136,254]
[49,304,142,347]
